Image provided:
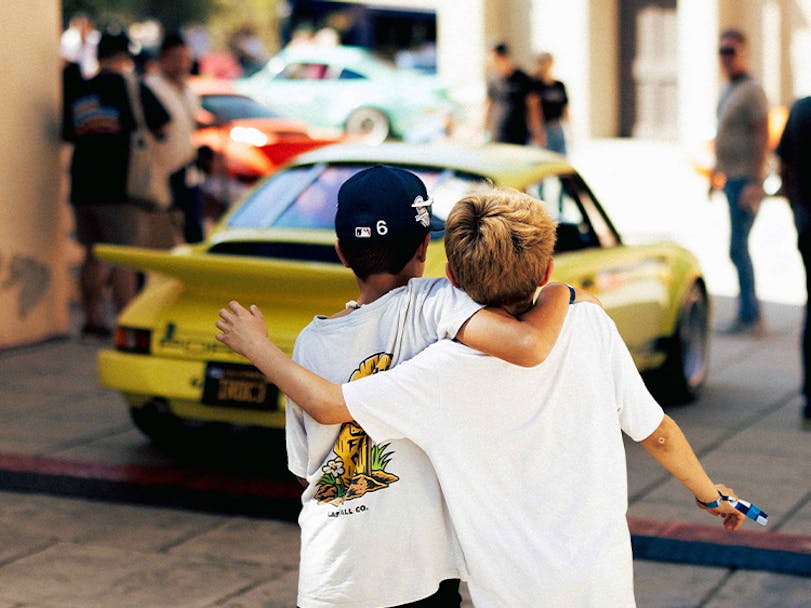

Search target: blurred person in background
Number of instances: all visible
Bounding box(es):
[776,96,811,421]
[146,31,204,244]
[484,42,544,146]
[68,30,170,338]
[533,51,569,156]
[60,12,99,78]
[709,29,769,336]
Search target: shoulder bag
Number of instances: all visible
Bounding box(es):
[123,74,171,210]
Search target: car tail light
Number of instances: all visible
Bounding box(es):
[114,327,152,354]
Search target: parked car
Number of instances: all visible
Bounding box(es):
[96,143,710,445]
[236,45,455,144]
[190,77,344,192]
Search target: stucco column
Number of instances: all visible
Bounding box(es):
[435,0,489,141]
[529,0,616,143]
[0,1,71,347]
[677,0,720,147]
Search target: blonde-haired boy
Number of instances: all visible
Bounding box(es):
[445,188,557,312]
[217,187,746,607]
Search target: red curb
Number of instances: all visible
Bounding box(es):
[4,452,810,558]
[628,516,811,554]
[0,452,302,500]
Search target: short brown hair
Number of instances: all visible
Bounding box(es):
[444,188,557,313]
[720,29,746,44]
[337,232,426,280]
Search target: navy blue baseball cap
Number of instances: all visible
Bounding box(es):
[335,165,439,242]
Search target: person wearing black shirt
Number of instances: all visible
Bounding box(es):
[69,30,170,338]
[776,96,811,420]
[533,52,569,156]
[485,43,544,146]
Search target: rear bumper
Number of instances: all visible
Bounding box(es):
[97,350,286,429]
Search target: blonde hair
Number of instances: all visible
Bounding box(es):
[445,187,557,313]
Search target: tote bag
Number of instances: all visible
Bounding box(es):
[123,74,171,210]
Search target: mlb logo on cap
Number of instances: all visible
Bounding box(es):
[335,165,436,243]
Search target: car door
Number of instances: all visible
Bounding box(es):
[258,61,337,128]
[525,173,670,359]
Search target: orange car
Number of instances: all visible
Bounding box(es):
[190,78,345,188]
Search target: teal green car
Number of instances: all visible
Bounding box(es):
[236,45,454,144]
[96,143,709,444]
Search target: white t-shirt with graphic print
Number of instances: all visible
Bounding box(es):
[287,277,483,608]
[343,303,665,608]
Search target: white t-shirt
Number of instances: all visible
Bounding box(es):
[343,303,665,608]
[288,277,483,608]
[144,73,200,173]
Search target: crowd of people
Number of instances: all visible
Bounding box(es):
[61,17,206,339]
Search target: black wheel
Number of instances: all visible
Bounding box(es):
[344,107,390,144]
[647,282,709,404]
[129,403,185,447]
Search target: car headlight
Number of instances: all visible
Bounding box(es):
[229,126,269,147]
[114,327,152,354]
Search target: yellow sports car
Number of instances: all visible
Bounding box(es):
[97,143,709,444]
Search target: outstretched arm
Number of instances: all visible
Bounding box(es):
[640,415,745,530]
[215,301,350,424]
[456,282,601,367]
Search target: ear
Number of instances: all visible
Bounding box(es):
[445,263,459,287]
[335,241,351,269]
[538,259,554,287]
[415,233,430,263]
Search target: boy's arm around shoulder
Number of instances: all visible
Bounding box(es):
[215,301,351,425]
[455,283,602,367]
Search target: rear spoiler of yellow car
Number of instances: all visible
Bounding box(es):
[93,243,355,300]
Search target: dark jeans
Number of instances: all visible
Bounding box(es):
[724,176,760,322]
[298,579,461,608]
[799,233,811,403]
[169,167,203,243]
[391,579,461,608]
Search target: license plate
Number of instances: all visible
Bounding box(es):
[202,363,279,410]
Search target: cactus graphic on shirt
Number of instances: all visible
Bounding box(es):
[315,352,400,505]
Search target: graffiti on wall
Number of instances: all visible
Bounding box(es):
[0,251,50,320]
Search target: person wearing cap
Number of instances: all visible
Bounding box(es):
[68,29,170,339]
[218,186,748,607]
[216,166,596,608]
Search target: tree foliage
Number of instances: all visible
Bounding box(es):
[62,0,280,53]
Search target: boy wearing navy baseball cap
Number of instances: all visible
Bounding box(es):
[334,164,443,281]
[217,165,595,608]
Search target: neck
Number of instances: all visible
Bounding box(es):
[355,273,412,306]
[162,72,185,87]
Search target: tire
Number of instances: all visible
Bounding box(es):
[129,402,184,447]
[647,282,710,405]
[344,107,391,144]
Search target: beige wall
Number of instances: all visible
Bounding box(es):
[0,0,70,347]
